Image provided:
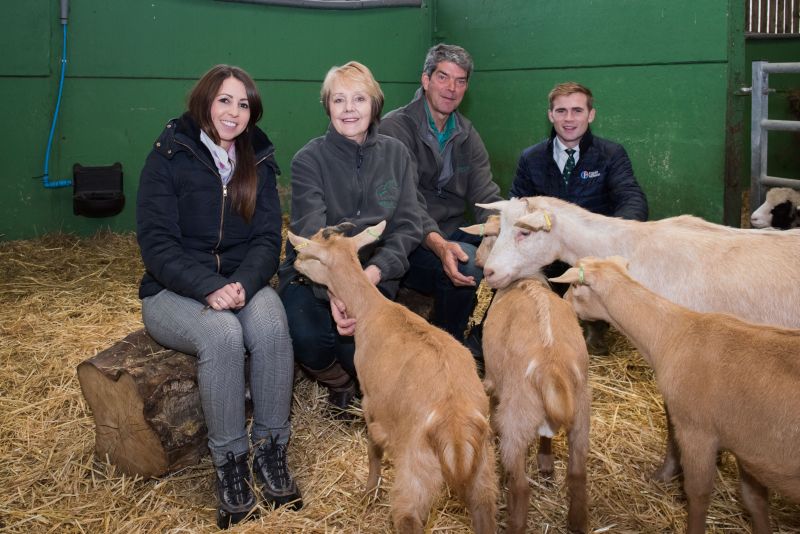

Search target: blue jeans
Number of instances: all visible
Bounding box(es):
[401,229,483,341]
[279,280,357,378]
[142,286,293,466]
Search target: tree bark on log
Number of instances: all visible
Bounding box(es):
[77,329,208,478]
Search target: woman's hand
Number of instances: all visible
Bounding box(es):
[206,282,246,310]
[329,292,357,336]
[364,264,382,286]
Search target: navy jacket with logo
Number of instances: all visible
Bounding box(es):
[510,129,648,221]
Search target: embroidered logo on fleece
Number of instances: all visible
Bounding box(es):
[376,178,399,209]
[579,170,601,180]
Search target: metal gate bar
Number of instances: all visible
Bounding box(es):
[749,61,800,214]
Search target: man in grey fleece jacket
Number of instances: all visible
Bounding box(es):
[380,43,502,356]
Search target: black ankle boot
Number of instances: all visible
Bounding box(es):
[326,384,358,421]
[214,451,257,529]
[301,361,359,421]
[253,436,303,510]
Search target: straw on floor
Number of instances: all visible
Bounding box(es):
[1,231,798,533]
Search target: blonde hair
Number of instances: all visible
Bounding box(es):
[548,82,594,111]
[320,61,384,124]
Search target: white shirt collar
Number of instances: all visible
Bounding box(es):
[552,136,580,172]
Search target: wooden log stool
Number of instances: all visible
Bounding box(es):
[77,329,208,478]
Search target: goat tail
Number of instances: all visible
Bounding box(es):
[535,362,575,430]
[426,408,491,492]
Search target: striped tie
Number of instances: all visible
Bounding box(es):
[563,148,576,184]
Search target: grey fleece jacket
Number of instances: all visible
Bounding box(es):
[278,124,422,296]
[380,89,502,240]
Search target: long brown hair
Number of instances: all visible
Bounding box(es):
[188,65,263,223]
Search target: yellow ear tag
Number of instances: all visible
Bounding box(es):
[543,212,552,231]
[479,223,485,237]
[578,265,585,285]
[366,228,381,239]
[294,241,309,250]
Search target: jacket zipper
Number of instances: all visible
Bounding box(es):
[174,139,276,272]
[175,139,227,272]
[355,146,365,216]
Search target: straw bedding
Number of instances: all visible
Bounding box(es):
[1,231,798,533]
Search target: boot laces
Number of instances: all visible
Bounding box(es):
[255,436,293,489]
[218,451,251,505]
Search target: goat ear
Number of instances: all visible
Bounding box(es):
[548,266,582,285]
[461,214,500,237]
[352,220,386,250]
[460,223,483,236]
[287,231,311,251]
[484,215,500,234]
[515,210,552,232]
[476,200,509,211]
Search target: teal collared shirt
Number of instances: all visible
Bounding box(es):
[424,99,457,153]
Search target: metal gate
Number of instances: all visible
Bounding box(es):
[749,60,800,213]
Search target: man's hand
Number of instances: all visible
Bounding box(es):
[426,233,476,287]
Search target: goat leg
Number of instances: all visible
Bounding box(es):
[502,442,531,534]
[652,405,682,483]
[678,430,717,534]
[565,398,590,534]
[737,461,772,534]
[364,435,383,494]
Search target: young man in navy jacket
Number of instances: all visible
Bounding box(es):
[511,82,648,354]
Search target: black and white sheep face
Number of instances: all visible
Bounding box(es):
[750,187,800,230]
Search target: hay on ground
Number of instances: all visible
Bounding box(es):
[1,231,798,533]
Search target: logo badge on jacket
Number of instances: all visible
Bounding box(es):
[376,178,400,209]
[579,170,601,180]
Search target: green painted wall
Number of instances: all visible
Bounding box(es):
[433,0,745,223]
[744,38,800,187]
[1,0,429,240]
[2,0,748,239]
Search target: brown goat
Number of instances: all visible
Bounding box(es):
[464,218,590,533]
[485,278,590,533]
[288,221,497,534]
[551,256,800,534]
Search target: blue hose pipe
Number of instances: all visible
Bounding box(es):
[42,22,72,189]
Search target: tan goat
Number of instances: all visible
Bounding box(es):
[287,221,497,534]
[478,196,800,482]
[551,256,800,534]
[464,217,590,533]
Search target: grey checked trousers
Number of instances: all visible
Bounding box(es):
[142,286,293,466]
